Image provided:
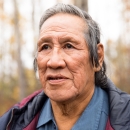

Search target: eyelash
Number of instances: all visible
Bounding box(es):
[39,43,74,52]
[41,44,50,50]
[64,43,74,49]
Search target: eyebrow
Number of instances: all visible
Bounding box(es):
[37,34,80,47]
[59,36,80,45]
[37,36,52,47]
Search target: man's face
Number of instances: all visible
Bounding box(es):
[37,13,96,103]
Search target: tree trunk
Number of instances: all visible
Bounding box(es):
[13,0,28,100]
[0,0,5,82]
[73,0,88,12]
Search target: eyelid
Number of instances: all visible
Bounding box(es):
[38,43,51,52]
[64,42,75,49]
[38,37,52,47]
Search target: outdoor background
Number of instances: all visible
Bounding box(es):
[0,0,130,116]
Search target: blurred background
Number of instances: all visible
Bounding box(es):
[0,0,130,116]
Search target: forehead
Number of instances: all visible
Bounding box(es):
[40,13,87,34]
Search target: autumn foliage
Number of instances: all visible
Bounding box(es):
[0,0,130,116]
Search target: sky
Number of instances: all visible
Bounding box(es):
[88,0,123,43]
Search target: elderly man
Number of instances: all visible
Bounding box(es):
[0,3,130,130]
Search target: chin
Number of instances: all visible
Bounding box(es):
[49,93,77,104]
[45,88,79,103]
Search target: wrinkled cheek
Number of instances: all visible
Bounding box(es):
[37,56,47,78]
[72,72,88,91]
[37,59,43,69]
[37,53,46,68]
[38,68,46,87]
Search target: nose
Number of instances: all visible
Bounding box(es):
[47,49,66,69]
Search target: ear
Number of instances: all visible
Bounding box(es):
[94,43,104,72]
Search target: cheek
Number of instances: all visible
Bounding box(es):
[67,54,94,89]
[38,69,46,89]
[66,53,89,75]
[37,54,47,85]
[37,54,47,69]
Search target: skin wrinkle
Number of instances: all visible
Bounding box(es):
[51,84,94,117]
[39,55,92,99]
[40,25,83,35]
[37,12,94,100]
[38,41,93,100]
[36,13,104,129]
[38,33,85,50]
[38,37,88,84]
[39,64,74,93]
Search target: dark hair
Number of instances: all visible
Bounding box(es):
[34,3,107,88]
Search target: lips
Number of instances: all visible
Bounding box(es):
[46,75,68,85]
[47,75,68,80]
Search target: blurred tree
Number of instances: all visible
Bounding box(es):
[106,39,130,93]
[0,0,4,78]
[0,0,41,116]
[13,0,28,100]
[106,0,130,93]
[57,0,88,11]
[121,0,130,44]
[31,0,37,51]
[73,0,88,12]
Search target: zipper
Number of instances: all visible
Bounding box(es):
[6,108,15,130]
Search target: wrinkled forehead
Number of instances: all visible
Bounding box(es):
[37,13,88,47]
[40,13,87,33]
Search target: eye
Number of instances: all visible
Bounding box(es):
[41,44,50,50]
[64,43,74,49]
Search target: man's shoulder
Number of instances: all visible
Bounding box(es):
[106,78,130,102]
[105,78,130,129]
[16,89,44,108]
[0,90,48,130]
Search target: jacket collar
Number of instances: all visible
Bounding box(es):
[105,78,130,129]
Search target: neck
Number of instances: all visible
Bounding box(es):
[50,87,95,130]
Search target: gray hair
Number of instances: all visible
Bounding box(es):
[34,3,107,88]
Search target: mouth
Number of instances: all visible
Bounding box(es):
[47,75,68,81]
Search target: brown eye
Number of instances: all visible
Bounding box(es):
[64,43,74,49]
[42,44,50,50]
